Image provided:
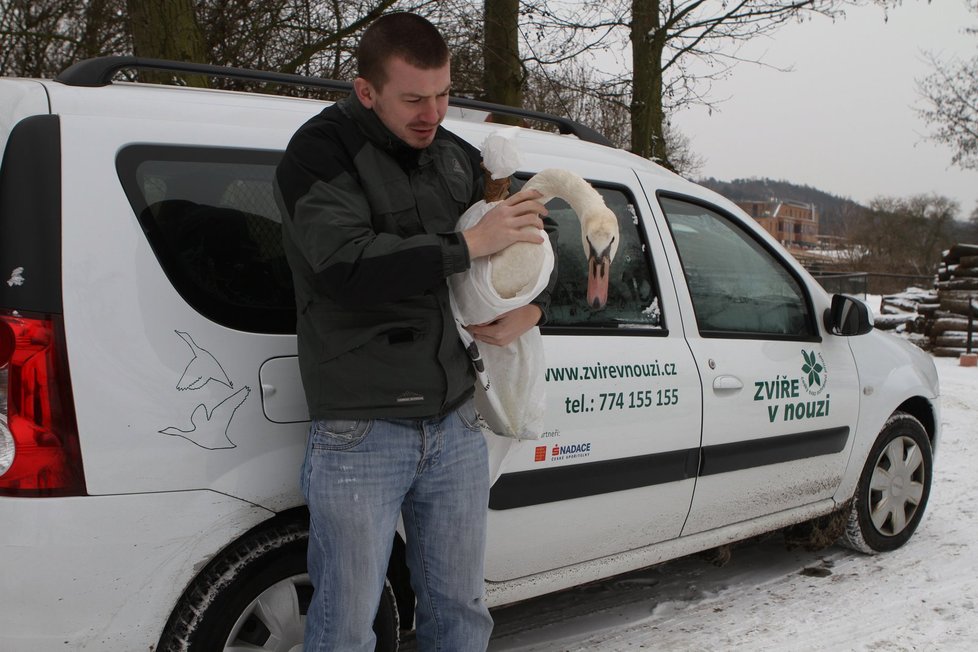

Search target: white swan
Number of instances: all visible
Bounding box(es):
[490,168,620,309]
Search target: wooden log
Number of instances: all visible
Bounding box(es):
[942,243,978,264]
[880,302,916,314]
[940,266,978,280]
[939,298,978,315]
[960,255,978,269]
[874,314,915,329]
[939,288,978,300]
[933,346,967,357]
[936,279,978,291]
[936,334,973,347]
[917,303,940,317]
[930,318,971,335]
[906,333,931,350]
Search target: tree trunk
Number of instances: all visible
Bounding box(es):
[483,0,522,125]
[630,0,670,169]
[127,0,209,87]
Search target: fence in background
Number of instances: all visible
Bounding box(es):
[812,272,933,297]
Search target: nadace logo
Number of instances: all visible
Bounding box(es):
[550,442,592,462]
[534,441,594,462]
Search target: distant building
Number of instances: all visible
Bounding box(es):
[736,199,819,248]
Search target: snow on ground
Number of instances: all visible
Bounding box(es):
[480,356,977,652]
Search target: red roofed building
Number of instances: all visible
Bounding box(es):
[736,199,819,248]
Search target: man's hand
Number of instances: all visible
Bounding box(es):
[462,189,548,259]
[466,304,542,348]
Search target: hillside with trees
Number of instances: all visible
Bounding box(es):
[701,176,978,279]
[698,177,862,237]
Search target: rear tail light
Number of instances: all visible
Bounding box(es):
[0,309,86,496]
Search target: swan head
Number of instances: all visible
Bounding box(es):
[582,206,619,309]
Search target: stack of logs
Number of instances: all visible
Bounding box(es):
[929,244,978,357]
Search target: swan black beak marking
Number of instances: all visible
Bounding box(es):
[586,236,616,310]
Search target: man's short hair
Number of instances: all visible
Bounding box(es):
[357,13,450,88]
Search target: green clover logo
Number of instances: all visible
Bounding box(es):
[802,350,823,387]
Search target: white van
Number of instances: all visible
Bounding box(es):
[0,57,939,652]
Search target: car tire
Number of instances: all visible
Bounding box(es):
[840,412,933,554]
[157,517,400,652]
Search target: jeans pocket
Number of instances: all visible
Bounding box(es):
[310,418,371,451]
[456,400,483,433]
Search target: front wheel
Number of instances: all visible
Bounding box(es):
[841,412,933,554]
[157,517,400,651]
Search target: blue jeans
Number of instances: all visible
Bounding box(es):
[300,399,493,651]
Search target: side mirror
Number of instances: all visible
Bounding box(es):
[824,294,874,336]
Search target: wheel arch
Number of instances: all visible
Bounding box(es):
[157,505,415,648]
[896,395,937,448]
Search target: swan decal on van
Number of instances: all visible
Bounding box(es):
[159,330,250,450]
[174,330,232,390]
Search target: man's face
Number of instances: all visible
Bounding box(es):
[354,57,451,149]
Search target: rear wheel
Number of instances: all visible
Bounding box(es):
[157,518,399,651]
[841,412,933,554]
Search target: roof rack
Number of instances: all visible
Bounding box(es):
[55,56,614,147]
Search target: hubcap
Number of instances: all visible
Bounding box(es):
[868,436,926,536]
[224,573,310,652]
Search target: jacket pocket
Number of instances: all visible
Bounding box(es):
[433,148,475,208]
[318,318,441,412]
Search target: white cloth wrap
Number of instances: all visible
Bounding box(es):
[448,199,554,439]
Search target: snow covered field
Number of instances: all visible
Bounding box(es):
[479,356,977,652]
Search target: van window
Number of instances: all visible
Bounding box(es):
[117,149,663,335]
[117,146,295,333]
[512,178,663,333]
[660,195,815,339]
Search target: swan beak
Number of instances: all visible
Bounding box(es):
[587,237,615,309]
[587,255,610,309]
[585,232,616,309]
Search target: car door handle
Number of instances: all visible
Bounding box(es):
[713,375,743,391]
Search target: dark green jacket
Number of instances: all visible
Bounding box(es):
[276,94,488,419]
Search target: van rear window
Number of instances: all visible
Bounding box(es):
[117,146,295,333]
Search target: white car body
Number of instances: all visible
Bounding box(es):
[0,64,939,651]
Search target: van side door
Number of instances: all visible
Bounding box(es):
[484,166,702,582]
[649,192,860,535]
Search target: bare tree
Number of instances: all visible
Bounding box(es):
[0,0,129,77]
[918,1,978,173]
[849,194,960,275]
[504,1,905,171]
[1,1,437,88]
[483,0,523,123]
[127,0,210,86]
[613,1,852,169]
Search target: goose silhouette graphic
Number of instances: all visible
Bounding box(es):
[174,330,233,391]
[160,386,251,450]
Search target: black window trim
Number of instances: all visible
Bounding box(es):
[116,143,294,334]
[508,173,669,338]
[656,190,821,343]
[0,115,63,314]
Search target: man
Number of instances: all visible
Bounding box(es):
[275,11,556,651]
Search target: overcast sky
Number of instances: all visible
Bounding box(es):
[669,0,977,217]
